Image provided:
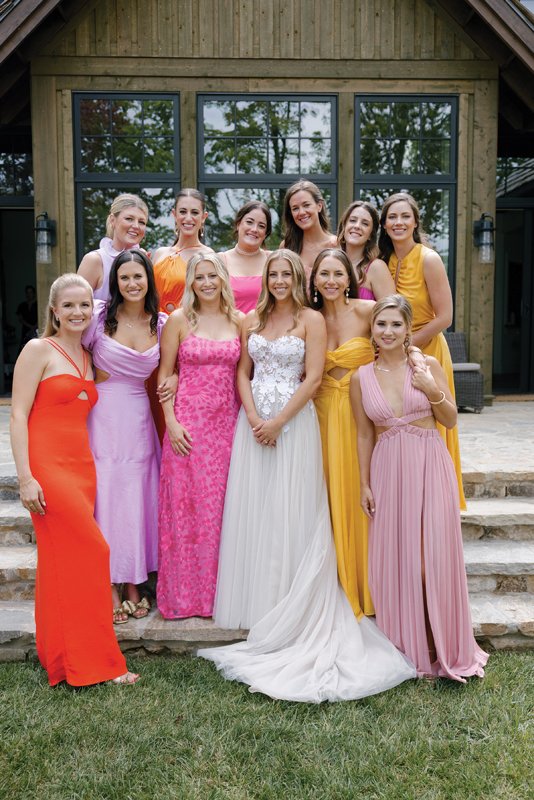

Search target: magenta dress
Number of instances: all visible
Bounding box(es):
[359,362,488,682]
[158,333,241,619]
[229,274,262,313]
[357,264,375,300]
[84,301,167,584]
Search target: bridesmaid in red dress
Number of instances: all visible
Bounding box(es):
[10,273,139,687]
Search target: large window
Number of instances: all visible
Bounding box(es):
[0,131,33,200]
[73,93,180,258]
[354,95,457,278]
[198,94,337,250]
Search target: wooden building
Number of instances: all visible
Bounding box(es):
[0,0,533,395]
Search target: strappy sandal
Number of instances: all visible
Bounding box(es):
[113,606,129,625]
[111,671,140,685]
[122,597,150,620]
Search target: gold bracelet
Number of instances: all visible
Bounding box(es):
[429,391,446,405]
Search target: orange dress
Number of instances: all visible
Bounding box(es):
[28,341,127,686]
[150,249,188,440]
[389,243,466,509]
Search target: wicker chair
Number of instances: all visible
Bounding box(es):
[443,332,484,413]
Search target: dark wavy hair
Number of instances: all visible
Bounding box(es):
[282,180,331,255]
[337,201,380,286]
[105,250,159,337]
[172,188,207,246]
[233,200,272,242]
[308,248,359,310]
[378,192,429,265]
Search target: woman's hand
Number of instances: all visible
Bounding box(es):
[406,345,426,371]
[411,364,439,397]
[157,373,178,404]
[19,476,46,515]
[166,419,193,456]
[253,418,282,447]
[360,486,375,519]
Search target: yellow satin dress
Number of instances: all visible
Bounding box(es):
[389,242,466,509]
[315,337,375,619]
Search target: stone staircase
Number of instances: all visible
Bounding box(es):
[1,463,533,662]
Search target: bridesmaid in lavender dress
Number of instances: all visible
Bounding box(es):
[337,200,394,301]
[84,251,167,624]
[351,294,488,682]
[157,253,242,619]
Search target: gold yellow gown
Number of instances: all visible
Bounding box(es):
[315,336,375,619]
[389,243,466,509]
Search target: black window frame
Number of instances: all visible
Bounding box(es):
[354,93,458,291]
[72,91,180,260]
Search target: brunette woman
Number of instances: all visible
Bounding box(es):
[219,200,272,312]
[83,251,167,624]
[78,193,148,301]
[337,200,395,300]
[10,274,138,685]
[378,192,465,508]
[351,294,487,682]
[281,180,336,278]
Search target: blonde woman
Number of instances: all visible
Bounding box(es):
[199,251,416,703]
[157,253,243,619]
[78,193,148,301]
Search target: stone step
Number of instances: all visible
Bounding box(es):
[0,502,34,545]
[463,470,534,499]
[464,540,534,593]
[0,546,36,600]
[0,601,246,662]
[461,498,534,541]
[1,595,531,663]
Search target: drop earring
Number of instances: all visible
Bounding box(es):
[313,286,318,304]
[344,286,350,305]
[371,337,379,358]
[404,335,412,354]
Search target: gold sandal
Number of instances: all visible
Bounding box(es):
[122,597,150,620]
[113,606,129,625]
[111,671,140,685]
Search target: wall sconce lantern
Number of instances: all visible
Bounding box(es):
[473,213,495,264]
[35,212,57,264]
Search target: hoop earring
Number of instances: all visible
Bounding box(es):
[371,337,379,358]
[313,287,318,304]
[344,287,350,305]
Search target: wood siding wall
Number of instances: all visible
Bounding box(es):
[46,0,486,61]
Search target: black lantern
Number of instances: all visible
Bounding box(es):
[35,212,57,264]
[473,213,495,264]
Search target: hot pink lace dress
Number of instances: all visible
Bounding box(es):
[157,334,241,618]
[358,362,488,682]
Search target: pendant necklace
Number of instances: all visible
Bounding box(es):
[375,358,407,373]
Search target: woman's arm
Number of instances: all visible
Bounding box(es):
[411,355,457,429]
[77,251,103,291]
[157,311,192,455]
[366,258,395,300]
[253,310,326,444]
[411,250,453,348]
[10,340,49,514]
[236,313,264,433]
[349,371,376,519]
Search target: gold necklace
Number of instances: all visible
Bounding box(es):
[374,358,407,373]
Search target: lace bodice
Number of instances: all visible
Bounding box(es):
[248,333,306,419]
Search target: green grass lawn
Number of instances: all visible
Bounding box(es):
[1,652,532,800]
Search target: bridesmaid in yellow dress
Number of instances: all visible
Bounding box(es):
[378,192,466,509]
[310,248,375,618]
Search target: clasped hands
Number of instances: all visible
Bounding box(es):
[250,415,282,447]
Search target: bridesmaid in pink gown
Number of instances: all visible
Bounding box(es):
[84,251,167,623]
[351,294,488,682]
[157,253,242,618]
[337,200,394,301]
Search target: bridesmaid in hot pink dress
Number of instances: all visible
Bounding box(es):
[337,200,395,301]
[157,253,242,619]
[351,294,488,682]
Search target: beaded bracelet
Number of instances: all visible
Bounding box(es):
[429,390,446,405]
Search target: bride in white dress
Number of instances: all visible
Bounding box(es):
[198,249,416,702]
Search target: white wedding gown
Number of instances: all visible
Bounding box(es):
[198,334,416,702]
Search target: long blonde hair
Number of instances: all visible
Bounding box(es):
[42,273,93,338]
[105,193,149,238]
[252,249,309,333]
[181,253,240,330]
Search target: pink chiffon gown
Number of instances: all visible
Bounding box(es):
[84,301,167,585]
[158,334,241,618]
[358,362,488,682]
